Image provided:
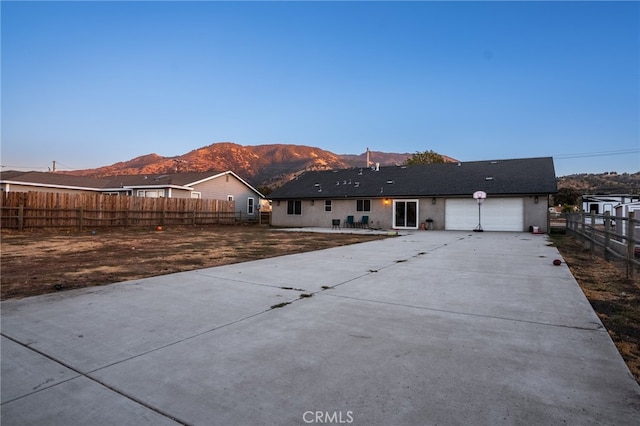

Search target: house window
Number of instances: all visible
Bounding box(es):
[137,189,165,198]
[287,200,302,215]
[191,192,201,199]
[228,195,234,202]
[248,197,255,215]
[324,200,332,212]
[356,199,371,212]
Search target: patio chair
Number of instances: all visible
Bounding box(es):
[346,215,355,228]
[360,215,369,228]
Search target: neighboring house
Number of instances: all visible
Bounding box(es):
[0,170,265,218]
[582,194,640,215]
[269,157,557,232]
[0,170,112,195]
[615,201,640,218]
[612,202,640,258]
[614,201,640,232]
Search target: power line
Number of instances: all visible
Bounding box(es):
[0,163,51,171]
[554,149,639,160]
[51,161,78,171]
[1,160,79,172]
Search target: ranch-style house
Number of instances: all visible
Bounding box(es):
[268,157,557,232]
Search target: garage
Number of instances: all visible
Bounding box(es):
[445,198,524,231]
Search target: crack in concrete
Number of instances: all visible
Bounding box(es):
[0,333,190,425]
[321,294,606,332]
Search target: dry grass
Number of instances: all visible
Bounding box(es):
[0,225,388,300]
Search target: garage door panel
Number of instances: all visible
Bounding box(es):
[446,198,523,231]
[445,199,478,231]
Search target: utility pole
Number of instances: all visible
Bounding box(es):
[52,161,56,172]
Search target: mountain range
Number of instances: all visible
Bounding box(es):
[66,142,639,194]
[67,142,456,188]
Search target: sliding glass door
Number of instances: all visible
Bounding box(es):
[393,200,418,229]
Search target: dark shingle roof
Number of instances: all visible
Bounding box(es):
[269,157,557,200]
[0,171,226,190]
[0,171,112,189]
[101,171,225,189]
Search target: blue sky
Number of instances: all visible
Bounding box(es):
[2,1,639,177]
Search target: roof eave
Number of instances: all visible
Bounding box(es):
[119,184,194,191]
[0,180,101,192]
[270,189,558,200]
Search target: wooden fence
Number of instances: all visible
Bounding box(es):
[565,211,639,278]
[0,191,249,230]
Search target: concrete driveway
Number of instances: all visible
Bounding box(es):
[2,231,639,425]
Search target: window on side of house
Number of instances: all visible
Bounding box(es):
[137,189,165,198]
[287,200,302,215]
[324,200,332,212]
[356,199,371,212]
[248,197,255,214]
[191,192,201,199]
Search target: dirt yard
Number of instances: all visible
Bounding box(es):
[0,225,388,300]
[1,226,638,384]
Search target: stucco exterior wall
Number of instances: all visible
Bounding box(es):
[417,198,446,230]
[271,198,388,228]
[271,197,448,230]
[523,194,551,232]
[271,195,550,232]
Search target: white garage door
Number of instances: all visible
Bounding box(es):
[445,198,524,231]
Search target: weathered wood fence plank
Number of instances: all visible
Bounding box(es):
[1,192,237,230]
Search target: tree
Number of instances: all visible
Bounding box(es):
[257,186,273,196]
[554,187,581,207]
[404,150,445,165]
